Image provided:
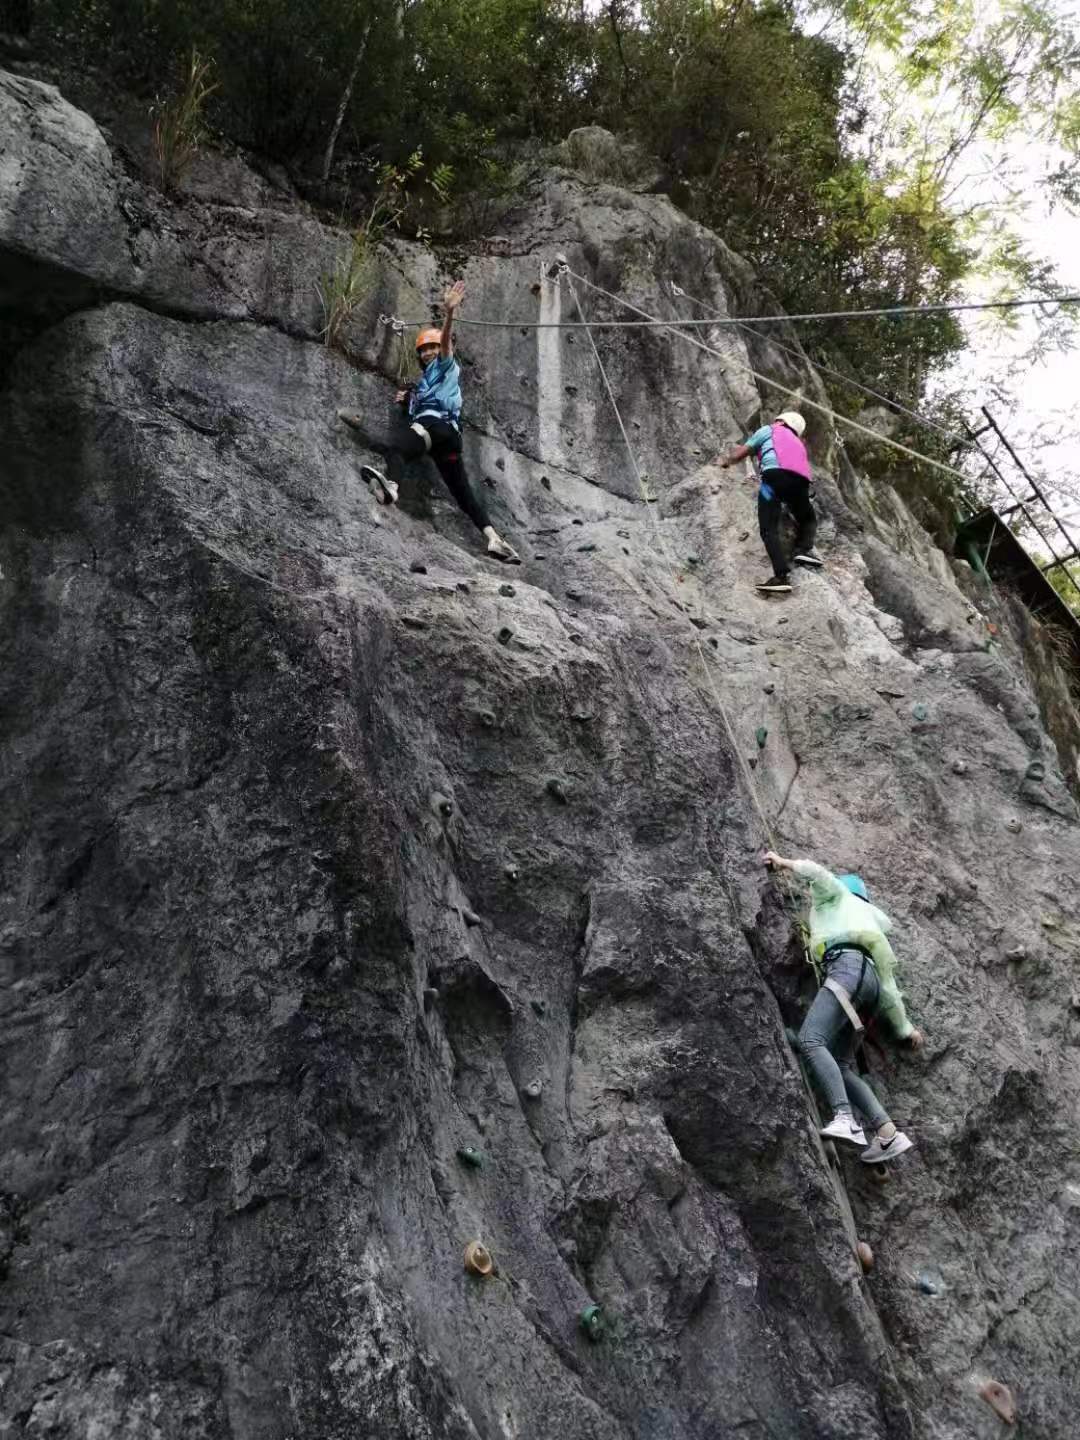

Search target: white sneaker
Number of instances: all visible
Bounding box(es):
[360,464,398,505]
[794,551,824,568]
[486,533,521,565]
[820,1113,867,1147]
[860,1131,914,1164]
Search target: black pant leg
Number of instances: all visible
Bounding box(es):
[758,488,788,576]
[785,477,817,554]
[426,422,491,533]
[387,424,429,490]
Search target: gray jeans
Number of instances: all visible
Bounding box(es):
[798,948,890,1129]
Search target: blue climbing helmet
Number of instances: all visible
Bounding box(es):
[839,873,869,901]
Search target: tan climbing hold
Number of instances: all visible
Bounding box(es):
[856,1241,874,1273]
[978,1379,1016,1425]
[464,1241,494,1277]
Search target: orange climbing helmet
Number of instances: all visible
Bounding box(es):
[415,327,442,352]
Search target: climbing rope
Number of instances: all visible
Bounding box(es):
[379,313,412,386]
[557,262,804,928]
[669,281,974,455]
[387,290,1080,331]
[563,266,991,500]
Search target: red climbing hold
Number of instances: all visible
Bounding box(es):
[978,1380,1016,1425]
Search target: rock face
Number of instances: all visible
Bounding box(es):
[2,74,1080,1440]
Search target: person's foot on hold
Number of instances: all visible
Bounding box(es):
[860,1130,914,1164]
[820,1111,867,1147]
[337,408,363,431]
[756,573,792,593]
[360,464,398,505]
[794,550,824,567]
[484,528,520,564]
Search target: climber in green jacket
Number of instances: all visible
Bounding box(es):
[764,850,923,1164]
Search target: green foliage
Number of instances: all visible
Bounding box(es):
[317,149,432,349]
[1039,557,1080,617]
[151,48,217,190]
[33,0,1080,413]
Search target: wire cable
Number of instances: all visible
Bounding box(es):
[386,291,1080,332]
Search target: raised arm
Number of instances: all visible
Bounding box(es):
[764,850,847,904]
[441,279,465,358]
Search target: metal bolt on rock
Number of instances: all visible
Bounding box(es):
[952,759,969,775]
[1006,818,1022,834]
[464,1241,494,1277]
[524,1080,542,1100]
[546,778,568,803]
[497,626,514,645]
[504,864,520,884]
[1025,758,1046,782]
[430,792,454,819]
[499,583,516,598]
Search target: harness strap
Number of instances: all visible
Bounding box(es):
[822,976,864,1032]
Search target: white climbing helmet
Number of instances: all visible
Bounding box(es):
[774,410,807,437]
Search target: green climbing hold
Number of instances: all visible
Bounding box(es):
[1025,759,1046,782]
[755,726,768,748]
[579,1303,604,1341]
[911,702,929,722]
[457,1147,485,1169]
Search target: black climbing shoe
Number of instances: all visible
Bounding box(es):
[360,464,399,505]
[756,574,792,594]
[794,551,824,568]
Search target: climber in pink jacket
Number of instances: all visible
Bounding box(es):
[717,410,823,594]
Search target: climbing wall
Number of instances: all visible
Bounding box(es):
[2,69,1079,1440]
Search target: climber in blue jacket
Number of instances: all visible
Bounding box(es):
[764,849,923,1164]
[339,280,519,563]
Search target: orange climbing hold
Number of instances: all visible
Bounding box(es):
[464,1241,494,1277]
[978,1380,1016,1425]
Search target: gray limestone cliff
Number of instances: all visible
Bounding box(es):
[2,70,1079,1440]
